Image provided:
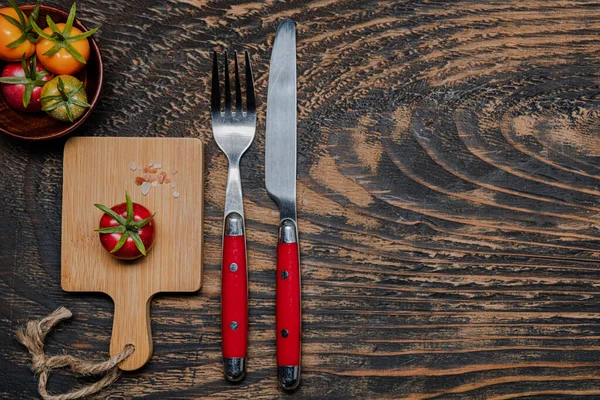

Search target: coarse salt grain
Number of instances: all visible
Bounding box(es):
[149,160,154,167]
[171,182,177,188]
[141,182,151,195]
[154,162,162,169]
[172,191,180,198]
[152,181,158,187]
[129,162,136,171]
[137,165,143,171]
[172,168,177,174]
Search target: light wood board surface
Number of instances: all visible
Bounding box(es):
[61,137,204,371]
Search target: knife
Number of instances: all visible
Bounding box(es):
[265,19,301,391]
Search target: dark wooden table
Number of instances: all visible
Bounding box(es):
[3,0,600,398]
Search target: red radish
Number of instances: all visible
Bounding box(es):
[0,55,52,112]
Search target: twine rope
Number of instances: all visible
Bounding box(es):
[16,307,134,400]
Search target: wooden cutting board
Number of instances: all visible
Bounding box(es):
[61,137,204,371]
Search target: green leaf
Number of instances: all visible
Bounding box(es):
[29,1,40,25]
[129,231,147,256]
[110,231,130,254]
[22,83,33,108]
[20,54,27,73]
[131,213,156,229]
[42,43,64,57]
[41,101,61,111]
[6,34,27,48]
[95,226,126,234]
[65,102,74,122]
[57,77,67,98]
[27,55,35,79]
[27,33,40,44]
[71,99,91,108]
[46,15,60,33]
[94,204,127,225]
[64,43,86,64]
[67,27,98,42]
[39,94,63,102]
[64,2,76,36]
[0,13,23,29]
[30,20,53,40]
[7,0,25,26]
[0,77,30,84]
[50,31,65,41]
[69,81,84,96]
[125,192,134,224]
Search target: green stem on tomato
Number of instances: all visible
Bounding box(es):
[0,0,40,48]
[29,3,98,64]
[0,54,48,108]
[94,192,156,255]
[40,77,90,122]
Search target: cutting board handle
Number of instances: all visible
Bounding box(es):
[109,293,153,371]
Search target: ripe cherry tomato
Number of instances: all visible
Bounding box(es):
[0,55,51,112]
[95,193,156,260]
[0,7,36,62]
[31,3,98,75]
[40,75,89,122]
[35,23,90,75]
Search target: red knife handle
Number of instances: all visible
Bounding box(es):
[221,212,248,382]
[276,219,301,390]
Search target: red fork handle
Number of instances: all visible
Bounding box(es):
[221,212,248,382]
[276,219,301,390]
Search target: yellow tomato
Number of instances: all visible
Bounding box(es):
[36,23,90,75]
[0,7,35,62]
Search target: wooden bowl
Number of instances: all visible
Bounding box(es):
[0,5,103,141]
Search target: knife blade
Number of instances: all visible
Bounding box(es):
[265,19,301,391]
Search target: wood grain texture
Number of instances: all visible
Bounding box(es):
[62,137,204,371]
[2,0,600,398]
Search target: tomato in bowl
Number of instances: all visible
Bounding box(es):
[0,4,103,141]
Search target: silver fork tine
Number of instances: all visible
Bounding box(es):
[234,51,242,113]
[211,51,220,113]
[245,51,256,112]
[224,51,232,113]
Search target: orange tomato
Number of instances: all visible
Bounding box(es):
[36,23,90,75]
[0,7,35,62]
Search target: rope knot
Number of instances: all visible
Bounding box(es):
[31,354,48,373]
[16,307,134,400]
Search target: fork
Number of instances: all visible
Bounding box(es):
[211,50,256,382]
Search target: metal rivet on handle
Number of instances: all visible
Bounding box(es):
[230,321,238,330]
[281,329,289,338]
[281,271,289,279]
[230,263,238,272]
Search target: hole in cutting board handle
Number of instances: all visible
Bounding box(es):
[109,294,153,371]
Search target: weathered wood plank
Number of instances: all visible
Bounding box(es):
[3,0,600,398]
